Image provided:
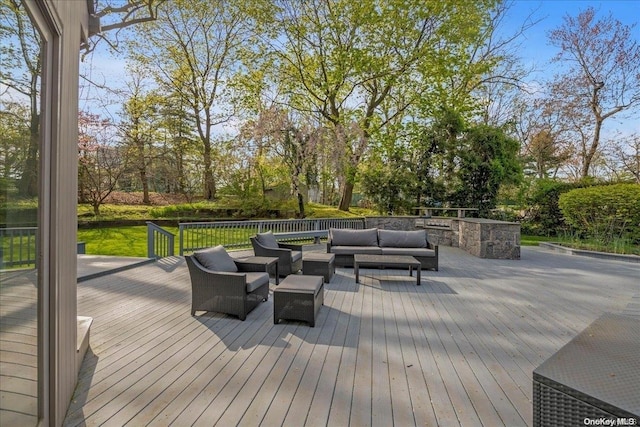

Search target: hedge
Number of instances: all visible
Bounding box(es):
[558,183,640,242]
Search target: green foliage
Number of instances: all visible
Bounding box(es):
[414,108,465,205]
[452,125,522,216]
[305,203,373,218]
[149,202,229,219]
[78,203,156,220]
[521,179,583,236]
[361,146,417,214]
[558,184,640,244]
[0,198,38,225]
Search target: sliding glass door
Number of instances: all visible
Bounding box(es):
[1,1,50,425]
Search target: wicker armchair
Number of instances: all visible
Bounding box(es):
[250,231,303,277]
[185,246,270,320]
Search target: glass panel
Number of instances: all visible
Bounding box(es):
[0,1,42,425]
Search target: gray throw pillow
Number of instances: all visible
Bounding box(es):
[330,228,379,246]
[256,231,279,248]
[194,245,238,272]
[378,229,427,248]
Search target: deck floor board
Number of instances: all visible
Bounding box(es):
[4,245,637,427]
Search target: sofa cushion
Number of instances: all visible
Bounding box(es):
[291,250,303,262]
[380,247,435,257]
[256,231,279,249]
[194,245,238,272]
[378,229,427,248]
[245,272,270,292]
[330,246,382,255]
[330,228,379,246]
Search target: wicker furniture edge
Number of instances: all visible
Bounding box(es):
[185,255,269,320]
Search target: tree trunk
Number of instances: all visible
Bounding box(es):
[581,119,602,179]
[202,141,216,200]
[140,168,150,204]
[297,192,305,218]
[338,181,354,211]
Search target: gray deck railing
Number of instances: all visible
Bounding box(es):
[179,218,365,255]
[0,227,38,268]
[146,222,175,259]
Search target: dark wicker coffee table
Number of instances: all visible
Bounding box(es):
[533,313,640,426]
[273,275,324,327]
[354,254,421,285]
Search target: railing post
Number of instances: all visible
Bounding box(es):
[147,222,156,259]
[179,224,184,256]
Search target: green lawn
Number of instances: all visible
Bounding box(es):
[78,226,179,257]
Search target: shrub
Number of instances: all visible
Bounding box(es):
[521,179,584,236]
[559,184,640,243]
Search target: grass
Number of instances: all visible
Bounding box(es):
[78,226,178,257]
[520,235,563,246]
[71,202,375,257]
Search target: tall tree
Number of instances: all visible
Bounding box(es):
[128,0,263,200]
[453,125,522,216]
[267,0,498,210]
[548,7,640,178]
[157,92,199,198]
[247,106,320,217]
[0,102,30,196]
[0,0,41,197]
[120,69,162,204]
[77,112,125,215]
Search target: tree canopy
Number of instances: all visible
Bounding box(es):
[3,0,638,219]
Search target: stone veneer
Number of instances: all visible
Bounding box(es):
[365,216,520,260]
[457,218,520,259]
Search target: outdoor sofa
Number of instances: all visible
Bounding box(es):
[185,245,270,320]
[327,227,439,270]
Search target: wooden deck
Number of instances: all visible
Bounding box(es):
[5,246,638,426]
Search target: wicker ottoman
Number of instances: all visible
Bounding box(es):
[302,253,335,283]
[274,275,324,327]
[533,313,640,426]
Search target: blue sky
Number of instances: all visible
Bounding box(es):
[503,1,640,72]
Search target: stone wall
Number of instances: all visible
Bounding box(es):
[365,216,417,230]
[458,218,520,259]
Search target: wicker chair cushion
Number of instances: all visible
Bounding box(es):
[329,228,379,246]
[378,229,427,248]
[256,231,279,248]
[245,272,270,292]
[291,250,303,262]
[194,245,238,272]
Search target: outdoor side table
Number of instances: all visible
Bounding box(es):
[237,256,279,285]
[302,253,335,283]
[274,275,324,327]
[532,313,640,427]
